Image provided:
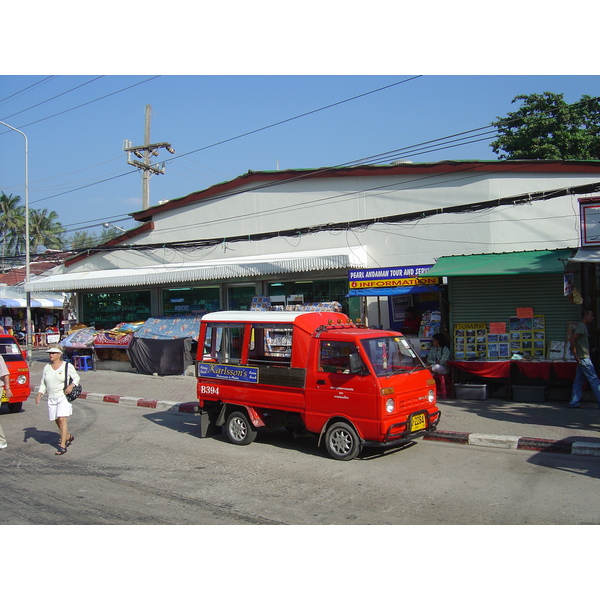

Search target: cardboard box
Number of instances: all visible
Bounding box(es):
[454,383,488,400]
[512,385,548,403]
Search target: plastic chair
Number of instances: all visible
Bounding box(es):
[74,355,94,371]
[434,373,451,399]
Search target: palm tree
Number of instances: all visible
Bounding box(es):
[28,208,65,252]
[0,192,25,272]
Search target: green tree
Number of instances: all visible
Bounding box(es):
[0,192,25,272]
[491,92,600,160]
[68,231,98,250]
[28,208,65,252]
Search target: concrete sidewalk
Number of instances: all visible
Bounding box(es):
[23,357,600,457]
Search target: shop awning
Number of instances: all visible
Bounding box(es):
[0,297,64,308]
[24,247,367,293]
[347,285,439,297]
[570,248,600,262]
[426,249,573,277]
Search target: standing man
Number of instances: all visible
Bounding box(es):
[0,354,13,449]
[569,308,600,408]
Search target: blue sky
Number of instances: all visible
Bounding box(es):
[2,4,599,245]
[3,74,599,242]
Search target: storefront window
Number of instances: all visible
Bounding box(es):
[81,291,151,329]
[267,279,348,311]
[162,286,220,315]
[227,286,256,310]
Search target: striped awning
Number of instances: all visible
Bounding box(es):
[24,247,367,292]
[0,297,64,308]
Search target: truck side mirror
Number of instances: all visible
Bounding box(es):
[349,353,366,375]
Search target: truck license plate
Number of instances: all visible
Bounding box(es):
[410,413,426,432]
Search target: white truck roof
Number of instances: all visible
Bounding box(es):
[200,310,342,324]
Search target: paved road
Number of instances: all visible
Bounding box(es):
[19,354,600,449]
[2,392,600,525]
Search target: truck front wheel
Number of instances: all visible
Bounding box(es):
[225,411,258,446]
[324,422,362,460]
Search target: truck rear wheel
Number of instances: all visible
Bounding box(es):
[225,411,257,445]
[324,422,361,460]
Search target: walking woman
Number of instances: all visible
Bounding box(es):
[36,346,80,455]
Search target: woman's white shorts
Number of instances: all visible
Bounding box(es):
[47,396,73,420]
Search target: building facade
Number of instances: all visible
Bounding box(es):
[24,160,600,352]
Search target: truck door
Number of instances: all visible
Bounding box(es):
[305,339,377,437]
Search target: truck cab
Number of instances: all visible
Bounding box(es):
[196,311,440,460]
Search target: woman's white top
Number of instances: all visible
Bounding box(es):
[39,361,81,399]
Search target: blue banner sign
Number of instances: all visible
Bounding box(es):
[199,362,259,383]
[349,265,433,281]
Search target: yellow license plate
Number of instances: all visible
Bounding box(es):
[410,413,426,432]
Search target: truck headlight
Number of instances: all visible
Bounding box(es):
[17,375,27,385]
[428,389,435,403]
[385,398,395,413]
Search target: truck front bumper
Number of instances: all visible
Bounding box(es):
[362,409,441,449]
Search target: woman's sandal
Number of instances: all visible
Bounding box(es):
[66,435,74,447]
[55,446,67,455]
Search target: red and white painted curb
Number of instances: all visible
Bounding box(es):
[78,392,600,457]
[80,392,200,414]
[424,430,600,457]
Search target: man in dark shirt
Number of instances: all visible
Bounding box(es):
[569,308,600,408]
[402,307,421,335]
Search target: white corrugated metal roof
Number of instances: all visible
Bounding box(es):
[24,247,367,292]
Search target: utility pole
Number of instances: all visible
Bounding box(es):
[124,104,175,210]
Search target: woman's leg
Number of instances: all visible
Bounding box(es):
[55,416,69,448]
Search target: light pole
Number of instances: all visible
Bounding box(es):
[0,120,32,363]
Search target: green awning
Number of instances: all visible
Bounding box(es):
[426,249,573,277]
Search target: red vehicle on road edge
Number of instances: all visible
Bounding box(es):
[0,334,31,413]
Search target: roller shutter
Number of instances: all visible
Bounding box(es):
[448,273,580,340]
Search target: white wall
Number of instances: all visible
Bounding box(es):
[54,167,596,275]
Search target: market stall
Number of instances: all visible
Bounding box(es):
[127,314,203,376]
[92,322,144,372]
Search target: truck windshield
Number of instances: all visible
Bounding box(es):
[0,341,23,363]
[360,335,426,377]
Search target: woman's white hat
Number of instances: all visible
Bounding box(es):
[45,347,63,353]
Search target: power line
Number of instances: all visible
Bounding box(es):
[8,76,434,233]
[171,76,424,161]
[25,76,423,205]
[0,75,161,132]
[0,76,55,107]
[0,76,105,121]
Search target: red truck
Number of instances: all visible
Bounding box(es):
[196,311,440,460]
[0,334,31,413]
